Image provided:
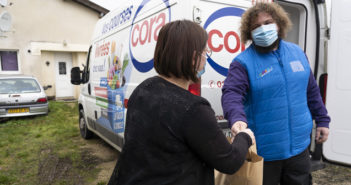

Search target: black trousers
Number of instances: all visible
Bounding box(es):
[263,148,311,185]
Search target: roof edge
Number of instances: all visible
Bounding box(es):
[70,0,109,17]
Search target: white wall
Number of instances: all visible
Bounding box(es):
[0,0,100,98]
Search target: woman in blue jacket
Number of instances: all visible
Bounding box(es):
[221,3,330,185]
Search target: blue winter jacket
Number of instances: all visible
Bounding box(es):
[235,40,313,161]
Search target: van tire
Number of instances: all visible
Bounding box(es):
[79,109,93,139]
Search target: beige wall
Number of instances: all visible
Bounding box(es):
[0,0,100,99]
[38,51,87,98]
[40,51,55,96]
[73,52,87,98]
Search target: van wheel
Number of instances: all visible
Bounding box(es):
[79,109,93,139]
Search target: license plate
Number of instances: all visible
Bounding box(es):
[8,108,29,114]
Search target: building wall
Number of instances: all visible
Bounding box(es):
[0,0,100,98]
[73,52,87,98]
[40,51,55,96]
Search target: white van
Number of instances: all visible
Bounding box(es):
[71,0,351,168]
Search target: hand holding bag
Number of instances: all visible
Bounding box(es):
[215,144,263,185]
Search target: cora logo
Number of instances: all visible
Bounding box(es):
[129,0,171,73]
[204,7,246,76]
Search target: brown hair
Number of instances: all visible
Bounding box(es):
[153,20,208,82]
[240,2,292,44]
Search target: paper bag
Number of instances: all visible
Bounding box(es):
[215,144,263,185]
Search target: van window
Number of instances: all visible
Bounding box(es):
[83,46,92,83]
[278,2,307,50]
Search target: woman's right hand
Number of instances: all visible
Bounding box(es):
[239,129,256,145]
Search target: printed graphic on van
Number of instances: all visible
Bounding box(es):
[129,0,171,73]
[102,5,134,35]
[204,7,246,76]
[93,40,132,134]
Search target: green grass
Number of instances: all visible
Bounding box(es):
[0,101,101,185]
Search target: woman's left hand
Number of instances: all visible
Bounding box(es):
[316,127,329,143]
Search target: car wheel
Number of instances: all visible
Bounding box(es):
[79,109,93,139]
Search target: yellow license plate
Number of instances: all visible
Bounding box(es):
[8,108,29,113]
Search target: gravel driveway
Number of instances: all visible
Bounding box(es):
[312,162,351,185]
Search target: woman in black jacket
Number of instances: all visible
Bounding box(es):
[108,20,255,185]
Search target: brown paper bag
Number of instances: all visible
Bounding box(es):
[215,144,263,185]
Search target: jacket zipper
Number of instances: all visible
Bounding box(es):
[273,51,292,153]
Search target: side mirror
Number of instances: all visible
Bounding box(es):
[71,67,82,85]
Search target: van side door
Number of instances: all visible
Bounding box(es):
[323,0,351,166]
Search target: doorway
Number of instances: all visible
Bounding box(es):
[55,52,74,99]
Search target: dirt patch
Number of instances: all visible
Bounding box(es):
[80,136,119,185]
[37,144,102,185]
[312,162,351,185]
[65,102,78,108]
[92,160,118,185]
[81,136,118,162]
[36,136,119,185]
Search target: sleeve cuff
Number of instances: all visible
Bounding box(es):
[229,118,248,128]
[316,122,329,128]
[235,132,252,147]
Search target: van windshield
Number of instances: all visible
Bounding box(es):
[0,78,41,94]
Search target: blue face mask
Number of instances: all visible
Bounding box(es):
[251,23,278,47]
[197,62,206,78]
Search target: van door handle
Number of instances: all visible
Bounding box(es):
[88,83,91,95]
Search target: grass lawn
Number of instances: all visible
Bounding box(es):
[0,101,105,185]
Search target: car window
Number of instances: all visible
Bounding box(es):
[0,78,41,94]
